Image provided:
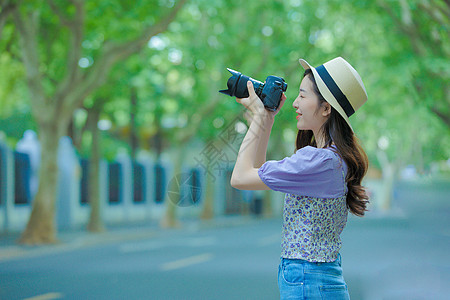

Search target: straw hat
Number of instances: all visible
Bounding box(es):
[299,57,367,130]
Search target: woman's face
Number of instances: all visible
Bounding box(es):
[292,75,330,132]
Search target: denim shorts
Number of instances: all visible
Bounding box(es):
[278,254,350,300]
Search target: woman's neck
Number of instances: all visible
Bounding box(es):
[313,129,327,148]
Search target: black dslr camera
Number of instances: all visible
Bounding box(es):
[219,68,287,111]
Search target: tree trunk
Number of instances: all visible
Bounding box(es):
[262,190,273,218]
[130,87,138,160]
[159,147,181,229]
[376,150,401,211]
[379,164,395,211]
[0,1,16,40]
[86,108,105,232]
[200,165,215,220]
[18,123,63,244]
[160,201,179,228]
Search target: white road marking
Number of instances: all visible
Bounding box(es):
[24,292,64,300]
[160,253,213,271]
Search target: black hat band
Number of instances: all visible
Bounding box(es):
[316,64,355,118]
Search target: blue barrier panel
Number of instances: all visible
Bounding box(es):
[190,168,202,205]
[0,146,3,205]
[250,191,263,215]
[132,162,145,203]
[14,151,31,205]
[80,159,89,204]
[154,163,166,203]
[224,169,242,214]
[108,162,122,204]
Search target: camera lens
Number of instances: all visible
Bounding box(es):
[219,68,264,98]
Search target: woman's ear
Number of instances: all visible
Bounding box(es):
[322,102,331,117]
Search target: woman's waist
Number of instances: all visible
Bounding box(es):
[281,253,342,266]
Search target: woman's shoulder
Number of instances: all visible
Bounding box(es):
[294,146,342,167]
[295,146,338,159]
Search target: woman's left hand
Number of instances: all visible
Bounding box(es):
[236,81,286,119]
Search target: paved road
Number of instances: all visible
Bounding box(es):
[0,218,282,300]
[341,180,450,300]
[0,180,449,300]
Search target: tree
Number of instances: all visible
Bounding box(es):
[2,0,448,237]
[377,0,450,128]
[8,0,187,244]
[0,0,16,39]
[84,97,105,232]
[149,0,311,224]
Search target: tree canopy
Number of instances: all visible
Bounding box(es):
[0,0,448,183]
[1,0,449,243]
[2,0,449,170]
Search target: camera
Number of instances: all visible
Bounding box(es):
[219,68,287,111]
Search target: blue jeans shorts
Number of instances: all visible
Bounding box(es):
[278,254,350,300]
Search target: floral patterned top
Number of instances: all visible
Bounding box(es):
[258,146,348,262]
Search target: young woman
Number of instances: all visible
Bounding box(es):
[230,57,369,299]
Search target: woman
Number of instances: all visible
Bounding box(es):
[230,57,369,299]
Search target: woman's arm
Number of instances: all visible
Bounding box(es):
[241,110,274,168]
[254,115,274,168]
[230,81,285,190]
[230,113,273,190]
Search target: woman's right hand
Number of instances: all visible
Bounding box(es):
[236,81,286,120]
[236,81,267,116]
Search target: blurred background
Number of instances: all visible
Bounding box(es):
[0,0,449,299]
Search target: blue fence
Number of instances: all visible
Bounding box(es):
[133,162,146,204]
[108,162,122,204]
[80,159,89,204]
[0,146,4,206]
[0,139,264,233]
[13,152,31,205]
[154,163,166,204]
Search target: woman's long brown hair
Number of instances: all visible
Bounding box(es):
[296,69,369,216]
